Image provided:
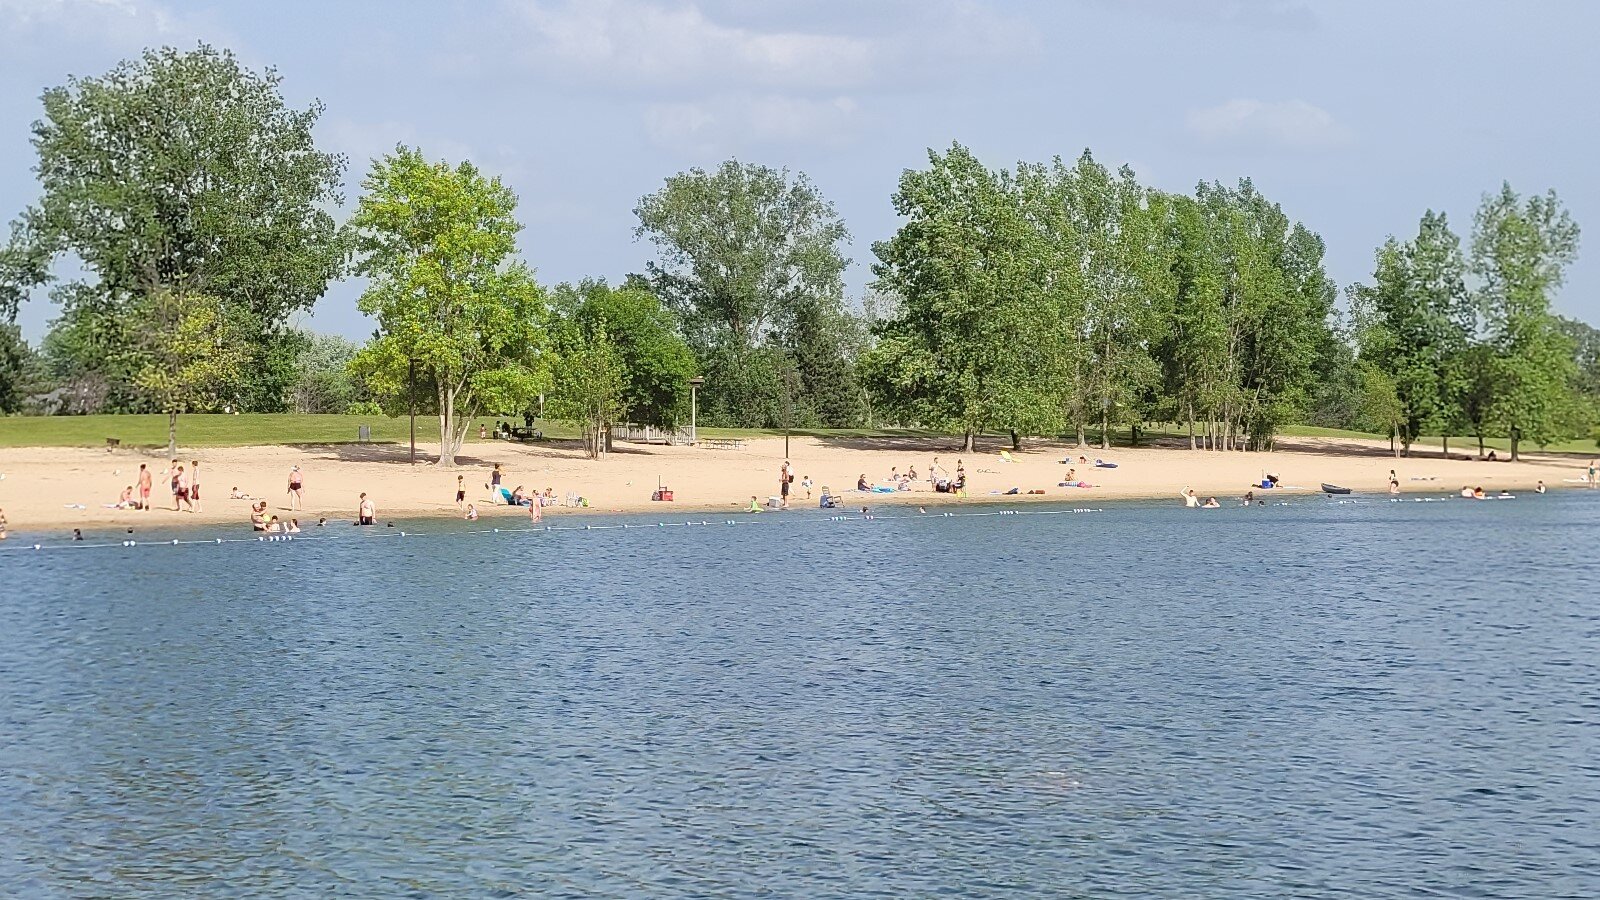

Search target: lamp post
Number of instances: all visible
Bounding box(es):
[408,357,417,465]
[688,376,704,445]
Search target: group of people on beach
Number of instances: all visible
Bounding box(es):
[107,460,205,512]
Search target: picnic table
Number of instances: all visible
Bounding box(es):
[701,437,745,451]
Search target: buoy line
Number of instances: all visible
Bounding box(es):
[0,505,1114,556]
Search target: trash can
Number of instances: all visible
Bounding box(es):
[358,425,371,443]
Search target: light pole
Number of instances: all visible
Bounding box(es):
[688,376,704,445]
[408,357,417,465]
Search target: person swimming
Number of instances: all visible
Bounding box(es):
[1202,497,1220,508]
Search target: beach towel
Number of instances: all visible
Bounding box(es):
[999,450,1016,463]
[1094,460,1117,468]
[871,486,895,494]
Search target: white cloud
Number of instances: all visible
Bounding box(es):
[322,119,482,177]
[0,0,178,41]
[509,0,876,91]
[1186,98,1351,152]
[645,94,860,156]
[1109,0,1318,31]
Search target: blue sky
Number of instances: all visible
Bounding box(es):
[2,0,1596,341]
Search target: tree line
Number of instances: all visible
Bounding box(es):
[0,45,1595,463]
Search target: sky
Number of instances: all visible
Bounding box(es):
[2,0,1597,342]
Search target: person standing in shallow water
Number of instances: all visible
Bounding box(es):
[357,493,375,526]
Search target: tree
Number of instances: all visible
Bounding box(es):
[866,144,1041,451]
[1350,211,1473,455]
[125,291,250,456]
[0,45,346,411]
[0,324,33,414]
[634,160,858,426]
[552,280,697,428]
[288,331,370,414]
[1471,184,1581,460]
[549,323,628,459]
[350,148,550,466]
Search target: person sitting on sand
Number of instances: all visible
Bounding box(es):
[115,486,135,509]
[908,466,919,482]
[1202,497,1221,508]
[511,485,528,506]
[1536,481,1547,494]
[748,496,762,513]
[465,503,479,520]
[857,474,870,492]
[358,493,375,525]
[1389,479,1401,495]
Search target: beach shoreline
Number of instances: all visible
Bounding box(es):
[0,434,1589,535]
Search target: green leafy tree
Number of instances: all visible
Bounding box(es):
[634,160,859,426]
[1350,211,1474,455]
[125,291,251,455]
[1471,184,1581,460]
[349,148,550,466]
[0,324,34,414]
[551,280,697,428]
[549,323,629,459]
[0,44,346,411]
[866,144,1041,451]
[288,331,370,414]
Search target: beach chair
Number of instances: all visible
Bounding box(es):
[499,488,515,505]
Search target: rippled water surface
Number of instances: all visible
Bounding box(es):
[2,494,1598,897]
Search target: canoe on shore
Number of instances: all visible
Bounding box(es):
[1321,483,1352,495]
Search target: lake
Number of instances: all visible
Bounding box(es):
[2,493,1597,897]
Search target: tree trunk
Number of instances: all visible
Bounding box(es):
[1442,435,1449,458]
[1010,429,1021,451]
[436,383,457,467]
[962,430,976,453]
[1187,406,1196,451]
[167,410,178,459]
[1075,424,1086,448]
[1477,433,1485,458]
[1510,430,1520,462]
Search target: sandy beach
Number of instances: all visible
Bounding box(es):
[0,433,1590,535]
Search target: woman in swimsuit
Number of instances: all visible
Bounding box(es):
[357,493,375,525]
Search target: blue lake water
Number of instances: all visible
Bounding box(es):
[2,494,1598,897]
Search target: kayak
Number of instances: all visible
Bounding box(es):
[1321,483,1352,495]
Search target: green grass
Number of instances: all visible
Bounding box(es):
[2,414,1596,454]
[0,413,584,449]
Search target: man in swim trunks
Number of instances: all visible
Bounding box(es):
[189,460,202,513]
[167,459,181,510]
[137,464,152,510]
[288,466,304,510]
[456,474,466,510]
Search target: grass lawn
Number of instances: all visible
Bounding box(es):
[2,414,1595,454]
[0,413,584,449]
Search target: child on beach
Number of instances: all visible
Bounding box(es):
[455,474,466,510]
[801,475,813,499]
[465,503,479,520]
